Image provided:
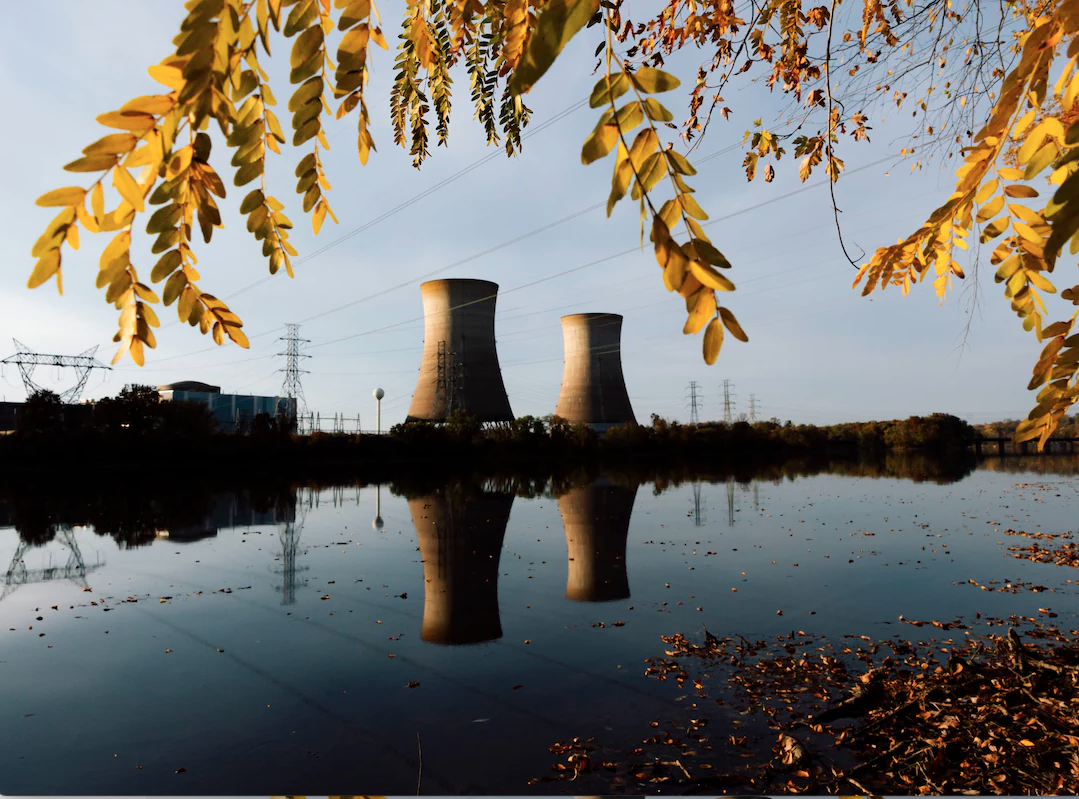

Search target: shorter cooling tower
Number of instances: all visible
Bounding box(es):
[406,279,514,423]
[559,477,639,602]
[554,313,636,431]
[409,488,515,645]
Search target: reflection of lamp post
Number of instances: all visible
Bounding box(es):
[372,483,384,531]
[373,387,384,434]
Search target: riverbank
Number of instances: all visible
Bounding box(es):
[0,412,978,477]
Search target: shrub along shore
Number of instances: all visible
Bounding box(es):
[2,390,980,475]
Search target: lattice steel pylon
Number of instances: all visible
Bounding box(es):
[272,508,309,605]
[685,381,702,425]
[277,324,311,422]
[1,528,105,602]
[1,340,110,403]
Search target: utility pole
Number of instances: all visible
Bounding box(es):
[749,394,757,423]
[278,324,311,425]
[685,380,703,425]
[722,379,736,424]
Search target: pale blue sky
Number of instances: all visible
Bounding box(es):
[0,2,1052,428]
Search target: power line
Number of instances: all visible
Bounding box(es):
[130,127,863,370]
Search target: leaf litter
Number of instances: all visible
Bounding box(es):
[535,616,1079,795]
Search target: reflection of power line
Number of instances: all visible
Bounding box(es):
[726,479,736,527]
[1,528,104,602]
[272,508,308,606]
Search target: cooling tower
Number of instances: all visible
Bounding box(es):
[406,279,514,423]
[408,488,515,645]
[558,477,639,602]
[554,313,636,431]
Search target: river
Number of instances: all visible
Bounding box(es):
[0,454,1076,794]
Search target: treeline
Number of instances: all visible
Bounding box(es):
[385,410,978,455]
[2,386,982,473]
[975,416,1079,439]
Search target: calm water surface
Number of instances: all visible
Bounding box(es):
[1,457,1076,794]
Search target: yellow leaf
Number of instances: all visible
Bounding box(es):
[631,66,680,94]
[112,167,145,213]
[35,187,86,207]
[121,95,175,115]
[226,324,250,348]
[508,0,599,96]
[129,335,145,366]
[689,259,736,291]
[588,72,629,108]
[976,194,1005,222]
[312,200,328,234]
[1026,270,1057,293]
[27,250,61,289]
[1019,739,1035,748]
[719,307,748,342]
[683,289,715,334]
[1004,184,1040,198]
[582,123,620,165]
[370,25,388,49]
[95,111,156,132]
[974,178,998,205]
[148,64,185,91]
[703,317,724,365]
[64,154,120,173]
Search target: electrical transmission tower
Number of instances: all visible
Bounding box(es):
[722,379,737,424]
[1,340,110,403]
[1,528,105,602]
[278,324,311,423]
[685,380,703,425]
[435,340,464,415]
[749,394,757,423]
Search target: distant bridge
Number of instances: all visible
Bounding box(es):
[974,436,1079,456]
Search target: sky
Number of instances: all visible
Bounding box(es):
[0,2,1059,429]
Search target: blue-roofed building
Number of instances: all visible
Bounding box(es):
[157,382,292,433]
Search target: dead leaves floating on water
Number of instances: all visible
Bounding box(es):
[537,619,1079,795]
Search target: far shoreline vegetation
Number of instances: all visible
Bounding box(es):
[2,385,1076,476]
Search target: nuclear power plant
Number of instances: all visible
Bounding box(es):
[408,487,515,645]
[406,279,515,423]
[554,313,636,431]
[558,477,639,602]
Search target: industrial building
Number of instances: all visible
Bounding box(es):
[406,279,514,423]
[558,477,639,602]
[157,382,291,433]
[554,313,636,432]
[409,488,515,645]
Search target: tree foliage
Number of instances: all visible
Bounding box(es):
[27,0,1079,447]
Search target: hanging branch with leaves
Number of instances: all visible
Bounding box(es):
[27,0,1079,448]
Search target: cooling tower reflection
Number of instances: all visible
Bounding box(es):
[558,476,639,603]
[408,485,515,645]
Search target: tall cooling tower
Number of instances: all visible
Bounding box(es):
[558,477,639,602]
[554,313,636,430]
[408,488,515,645]
[406,279,514,423]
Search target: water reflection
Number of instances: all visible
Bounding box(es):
[1,527,103,601]
[407,483,515,645]
[557,477,638,602]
